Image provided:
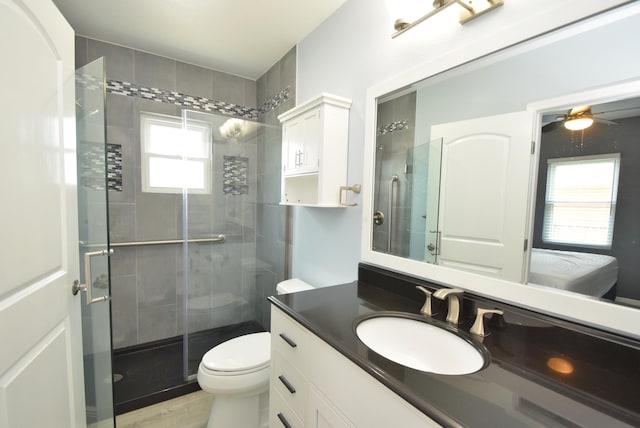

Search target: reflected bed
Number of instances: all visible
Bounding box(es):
[529,248,618,298]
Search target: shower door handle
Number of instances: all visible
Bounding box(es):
[387,175,399,253]
[72,249,114,304]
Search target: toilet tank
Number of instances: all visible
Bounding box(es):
[276,278,314,295]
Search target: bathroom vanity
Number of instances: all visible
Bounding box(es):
[268,264,640,427]
[270,304,437,427]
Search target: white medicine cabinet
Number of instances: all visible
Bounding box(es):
[278,93,353,207]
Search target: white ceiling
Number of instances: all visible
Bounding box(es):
[52,0,347,80]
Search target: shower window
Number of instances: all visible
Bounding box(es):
[140,112,212,194]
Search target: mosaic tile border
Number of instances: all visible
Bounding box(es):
[377,120,409,135]
[223,155,249,196]
[107,143,123,192]
[258,86,291,115]
[106,80,290,120]
[78,142,123,192]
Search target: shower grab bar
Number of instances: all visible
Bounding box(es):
[387,175,399,253]
[111,235,225,247]
[80,235,226,248]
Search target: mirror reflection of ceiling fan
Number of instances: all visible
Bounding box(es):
[542,98,640,133]
[542,105,617,132]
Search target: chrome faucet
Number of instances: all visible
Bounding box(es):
[432,288,464,324]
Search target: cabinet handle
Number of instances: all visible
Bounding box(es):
[277,412,292,428]
[279,333,297,348]
[278,375,296,394]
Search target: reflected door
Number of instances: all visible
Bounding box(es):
[76,57,115,427]
[431,111,533,281]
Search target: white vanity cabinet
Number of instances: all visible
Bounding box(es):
[270,306,441,428]
[278,93,351,207]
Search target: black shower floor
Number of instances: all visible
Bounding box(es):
[113,321,265,415]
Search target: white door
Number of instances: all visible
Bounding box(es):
[431,111,533,282]
[0,1,85,427]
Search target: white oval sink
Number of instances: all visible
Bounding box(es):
[355,315,486,375]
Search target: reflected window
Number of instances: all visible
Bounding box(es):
[543,154,620,248]
[140,112,211,194]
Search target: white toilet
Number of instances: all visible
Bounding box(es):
[197,278,314,428]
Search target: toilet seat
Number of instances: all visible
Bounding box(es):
[197,332,271,396]
[201,332,270,375]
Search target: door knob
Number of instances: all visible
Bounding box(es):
[373,211,385,225]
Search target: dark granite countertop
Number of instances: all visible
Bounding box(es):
[268,264,640,428]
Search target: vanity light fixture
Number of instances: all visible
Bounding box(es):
[392,0,505,38]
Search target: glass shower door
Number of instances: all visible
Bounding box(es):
[76,57,115,427]
[181,110,274,380]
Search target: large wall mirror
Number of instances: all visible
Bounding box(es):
[362,3,640,338]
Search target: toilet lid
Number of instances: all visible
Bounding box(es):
[202,332,271,372]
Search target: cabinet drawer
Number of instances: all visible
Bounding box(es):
[271,308,309,364]
[273,351,308,419]
[270,388,304,428]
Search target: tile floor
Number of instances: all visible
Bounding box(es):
[115,391,213,428]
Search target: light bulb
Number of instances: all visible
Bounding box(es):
[564,116,594,131]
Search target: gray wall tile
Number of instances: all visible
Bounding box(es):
[137,246,179,306]
[109,203,136,243]
[176,62,214,99]
[110,274,138,348]
[134,51,176,91]
[87,39,135,82]
[97,40,294,350]
[75,36,88,68]
[212,70,252,106]
[106,93,135,129]
[138,304,177,343]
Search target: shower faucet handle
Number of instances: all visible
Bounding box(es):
[416,286,437,316]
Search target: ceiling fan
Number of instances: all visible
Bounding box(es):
[542,105,619,132]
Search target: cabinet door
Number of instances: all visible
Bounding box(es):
[283,107,321,176]
[306,385,355,428]
[283,116,304,175]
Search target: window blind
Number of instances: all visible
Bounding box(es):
[542,154,620,248]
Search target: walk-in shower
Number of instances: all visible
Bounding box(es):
[372,91,443,263]
[109,109,284,413]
